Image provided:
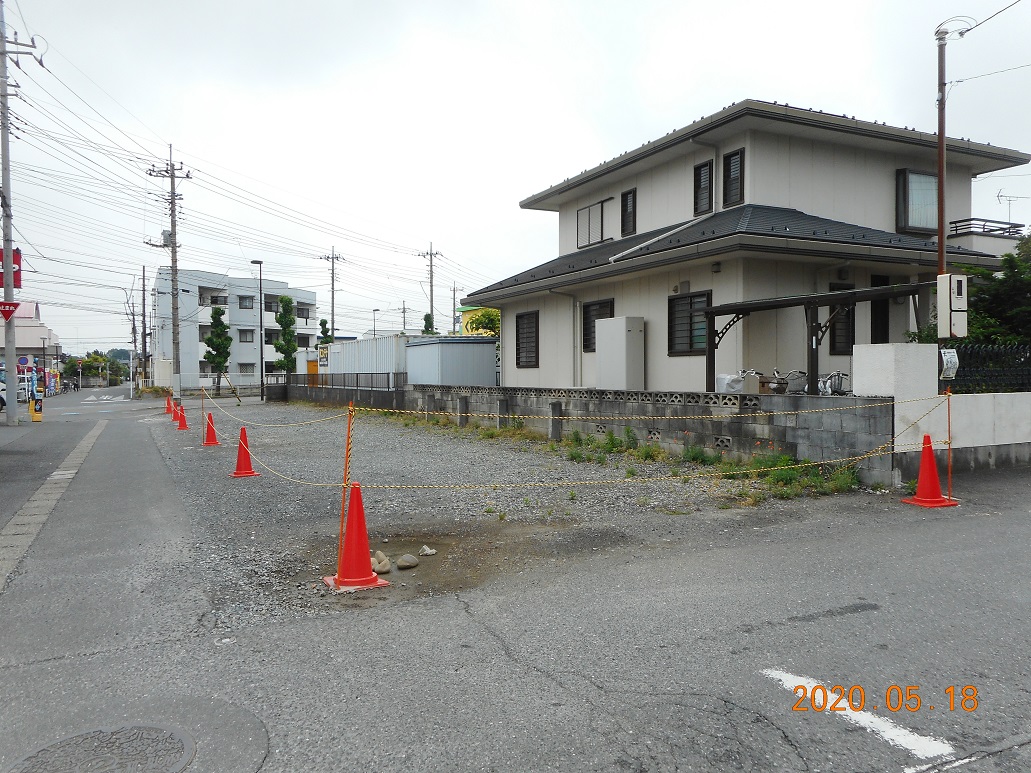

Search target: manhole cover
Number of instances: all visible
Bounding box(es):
[8,725,195,773]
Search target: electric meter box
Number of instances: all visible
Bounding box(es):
[937,273,968,338]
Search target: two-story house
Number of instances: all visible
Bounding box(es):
[151,268,318,389]
[464,100,1029,393]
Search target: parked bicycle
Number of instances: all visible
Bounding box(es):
[817,370,850,396]
[773,368,808,394]
[716,369,763,394]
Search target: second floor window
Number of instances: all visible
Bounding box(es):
[694,160,713,215]
[896,169,937,233]
[576,201,604,248]
[620,190,636,236]
[723,149,744,207]
[239,329,254,343]
[239,296,254,309]
[582,299,614,352]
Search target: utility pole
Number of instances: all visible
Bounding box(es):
[1,2,36,425]
[141,266,148,385]
[401,301,407,332]
[320,246,339,337]
[146,146,190,397]
[418,242,442,333]
[935,24,948,276]
[451,282,464,334]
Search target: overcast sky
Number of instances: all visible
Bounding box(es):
[5,0,1029,354]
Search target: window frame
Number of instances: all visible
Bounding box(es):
[896,168,938,234]
[667,291,711,356]
[828,282,856,356]
[515,311,540,368]
[239,363,256,375]
[239,329,255,343]
[582,299,615,353]
[576,201,604,249]
[620,189,636,237]
[238,295,254,309]
[693,160,713,216]
[722,148,745,208]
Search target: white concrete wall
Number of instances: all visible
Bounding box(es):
[852,343,1031,459]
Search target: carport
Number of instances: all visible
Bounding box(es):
[703,282,936,394]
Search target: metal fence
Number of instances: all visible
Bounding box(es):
[288,372,407,391]
[949,345,1031,393]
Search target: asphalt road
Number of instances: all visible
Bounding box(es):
[0,390,1029,772]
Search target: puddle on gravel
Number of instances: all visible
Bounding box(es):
[271,518,632,610]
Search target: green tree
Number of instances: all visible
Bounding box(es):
[203,305,234,396]
[318,318,333,344]
[106,348,130,361]
[466,307,500,336]
[273,295,298,373]
[422,313,436,335]
[960,234,1031,344]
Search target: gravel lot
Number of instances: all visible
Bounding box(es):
[152,398,850,629]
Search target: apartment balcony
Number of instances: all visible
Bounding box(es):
[948,218,1025,258]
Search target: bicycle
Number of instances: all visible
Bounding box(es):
[716,369,763,394]
[817,370,850,396]
[773,368,807,394]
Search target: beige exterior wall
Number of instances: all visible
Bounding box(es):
[555,128,976,255]
[502,257,924,392]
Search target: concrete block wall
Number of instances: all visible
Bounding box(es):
[407,385,895,484]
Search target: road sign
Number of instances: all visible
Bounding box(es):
[0,301,20,321]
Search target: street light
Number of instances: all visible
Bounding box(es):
[251,259,265,401]
[372,308,380,337]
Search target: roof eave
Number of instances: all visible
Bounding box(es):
[464,233,997,305]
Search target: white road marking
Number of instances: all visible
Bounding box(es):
[762,668,955,761]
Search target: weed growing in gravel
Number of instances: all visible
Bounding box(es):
[595,453,607,466]
[498,511,507,521]
[568,448,586,463]
[682,445,719,465]
[568,490,577,501]
[625,467,637,477]
[623,427,640,450]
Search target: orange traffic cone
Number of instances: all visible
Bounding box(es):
[323,482,390,591]
[901,434,958,508]
[230,427,261,478]
[202,412,220,446]
[177,406,189,430]
[164,395,173,414]
[171,402,180,423]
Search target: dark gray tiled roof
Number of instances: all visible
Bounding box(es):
[467,205,993,298]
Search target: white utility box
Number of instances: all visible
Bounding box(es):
[595,316,644,391]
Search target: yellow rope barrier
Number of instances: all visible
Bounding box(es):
[188,388,949,492]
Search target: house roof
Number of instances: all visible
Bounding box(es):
[464,205,998,304]
[521,99,1031,211]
